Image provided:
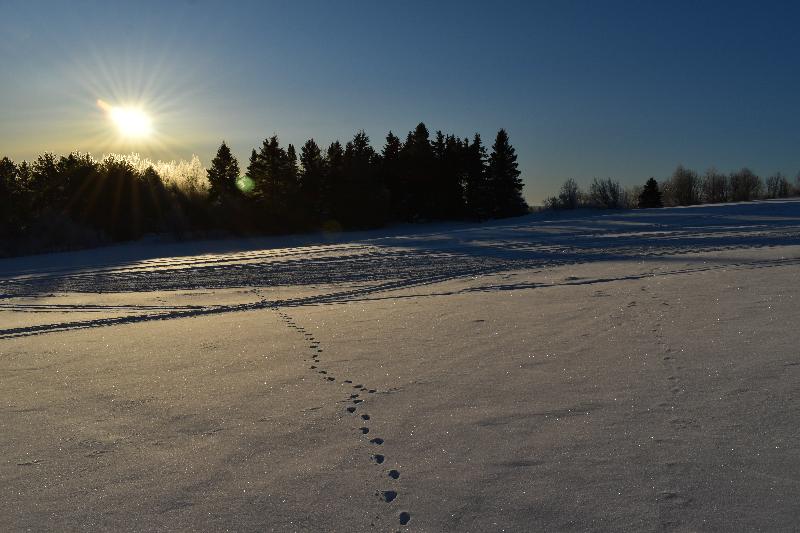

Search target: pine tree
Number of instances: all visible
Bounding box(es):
[488,129,528,217]
[206,141,240,203]
[638,177,663,208]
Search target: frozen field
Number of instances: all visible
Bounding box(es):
[2,200,800,531]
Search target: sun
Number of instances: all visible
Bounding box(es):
[97,99,153,138]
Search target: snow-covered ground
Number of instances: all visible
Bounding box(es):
[2,200,799,531]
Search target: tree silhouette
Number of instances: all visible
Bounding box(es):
[729,168,762,202]
[0,157,21,241]
[381,131,404,220]
[638,177,663,208]
[588,178,623,209]
[765,172,790,198]
[299,138,326,226]
[431,132,466,220]
[488,129,528,217]
[324,140,345,229]
[340,130,385,228]
[702,168,728,204]
[206,141,240,203]
[250,136,299,231]
[401,122,434,220]
[464,134,490,219]
[663,165,701,206]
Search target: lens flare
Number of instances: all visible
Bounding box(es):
[236,175,255,194]
[97,99,153,138]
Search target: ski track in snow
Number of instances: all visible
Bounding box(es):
[2,201,800,340]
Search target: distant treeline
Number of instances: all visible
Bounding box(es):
[0,123,527,256]
[545,166,799,210]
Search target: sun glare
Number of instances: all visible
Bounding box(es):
[97,99,153,138]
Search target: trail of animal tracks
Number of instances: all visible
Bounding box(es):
[2,200,800,531]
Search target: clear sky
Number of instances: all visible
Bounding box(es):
[1,0,798,203]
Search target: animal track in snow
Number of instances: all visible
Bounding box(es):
[280,311,407,528]
[378,490,397,502]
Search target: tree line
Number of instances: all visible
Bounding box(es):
[0,123,528,256]
[546,165,798,210]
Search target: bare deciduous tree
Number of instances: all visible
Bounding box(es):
[702,167,728,203]
[588,178,623,209]
[765,172,790,198]
[662,165,701,206]
[729,168,762,202]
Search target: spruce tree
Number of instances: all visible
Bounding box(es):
[464,134,490,219]
[0,157,19,240]
[207,141,240,203]
[299,138,325,224]
[340,130,384,227]
[323,141,345,225]
[638,177,663,208]
[381,131,404,220]
[400,122,434,220]
[488,129,527,217]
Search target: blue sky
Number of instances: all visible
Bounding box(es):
[1,0,798,202]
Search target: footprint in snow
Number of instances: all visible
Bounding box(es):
[378,490,397,502]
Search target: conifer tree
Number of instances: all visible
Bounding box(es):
[286,144,298,183]
[400,122,434,220]
[206,141,240,203]
[299,138,325,224]
[0,157,19,240]
[323,141,345,225]
[464,134,490,219]
[488,129,527,217]
[339,130,385,227]
[638,177,663,208]
[252,136,298,231]
[431,131,465,219]
[381,131,404,219]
